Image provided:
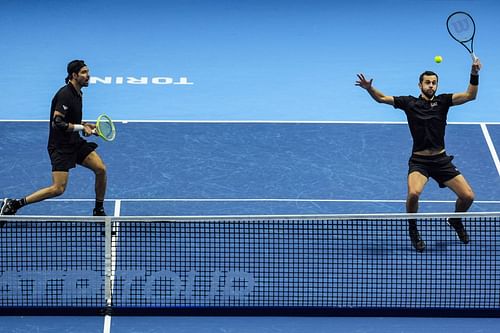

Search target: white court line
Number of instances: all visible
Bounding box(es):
[114,200,122,216]
[43,198,500,204]
[103,200,121,333]
[2,119,500,125]
[103,312,111,333]
[481,123,500,177]
[115,198,500,204]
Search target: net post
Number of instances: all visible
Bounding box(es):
[103,216,113,314]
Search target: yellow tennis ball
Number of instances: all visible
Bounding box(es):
[434,55,443,63]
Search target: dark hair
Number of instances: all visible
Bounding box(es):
[65,60,86,83]
[419,71,438,83]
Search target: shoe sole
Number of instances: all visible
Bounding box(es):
[447,219,469,244]
[412,241,426,252]
[0,198,7,215]
[0,199,7,227]
[409,230,426,252]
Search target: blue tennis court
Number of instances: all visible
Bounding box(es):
[1,121,500,216]
[2,0,500,332]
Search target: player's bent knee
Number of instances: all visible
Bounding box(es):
[51,184,67,197]
[98,164,107,176]
[407,190,421,201]
[462,190,475,204]
[92,163,107,176]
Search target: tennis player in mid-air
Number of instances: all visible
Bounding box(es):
[1,60,107,217]
[355,57,482,252]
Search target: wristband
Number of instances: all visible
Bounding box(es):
[470,74,479,86]
[73,124,85,132]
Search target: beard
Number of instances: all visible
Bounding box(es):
[421,89,435,99]
[79,78,89,87]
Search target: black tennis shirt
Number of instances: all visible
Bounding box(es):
[48,83,84,151]
[393,93,453,152]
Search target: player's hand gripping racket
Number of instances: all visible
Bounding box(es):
[446,11,477,61]
[92,114,116,141]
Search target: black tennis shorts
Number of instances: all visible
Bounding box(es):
[408,152,461,188]
[48,141,98,172]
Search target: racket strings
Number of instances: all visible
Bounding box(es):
[98,120,115,140]
[447,14,475,42]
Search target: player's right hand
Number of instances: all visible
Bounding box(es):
[83,124,94,137]
[355,73,373,90]
[471,58,481,75]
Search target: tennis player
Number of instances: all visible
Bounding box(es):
[355,58,482,252]
[1,60,107,217]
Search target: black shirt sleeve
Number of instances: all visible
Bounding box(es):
[442,93,453,108]
[53,89,73,118]
[393,95,413,111]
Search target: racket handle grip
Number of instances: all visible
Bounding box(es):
[92,129,97,135]
[471,52,477,62]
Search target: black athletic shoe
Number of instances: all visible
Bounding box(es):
[0,198,18,216]
[409,227,426,252]
[93,207,107,216]
[447,218,470,244]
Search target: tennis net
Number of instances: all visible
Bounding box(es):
[1,213,499,316]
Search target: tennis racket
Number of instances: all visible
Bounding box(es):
[446,11,477,61]
[92,114,116,141]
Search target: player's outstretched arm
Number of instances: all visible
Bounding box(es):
[452,57,482,106]
[355,73,394,105]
